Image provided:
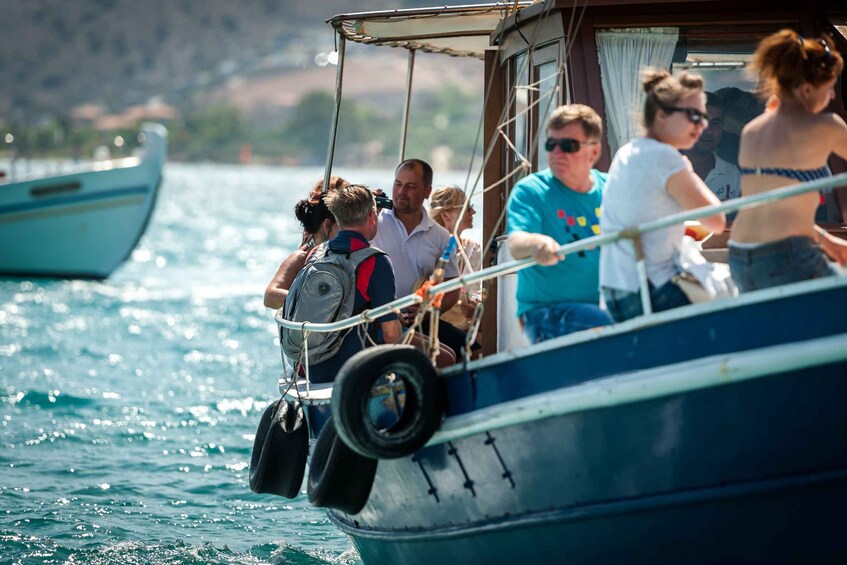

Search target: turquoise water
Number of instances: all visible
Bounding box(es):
[0,163,479,564]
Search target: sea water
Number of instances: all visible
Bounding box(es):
[0,162,481,564]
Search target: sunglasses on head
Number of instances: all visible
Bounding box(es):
[660,105,709,125]
[545,138,598,153]
[797,35,835,67]
[818,38,836,66]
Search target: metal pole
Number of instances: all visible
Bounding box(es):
[399,49,416,163]
[323,35,346,193]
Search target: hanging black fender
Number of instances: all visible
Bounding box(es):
[307,416,378,515]
[331,344,443,460]
[249,398,308,499]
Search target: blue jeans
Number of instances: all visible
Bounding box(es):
[729,236,840,293]
[520,301,612,344]
[602,280,690,323]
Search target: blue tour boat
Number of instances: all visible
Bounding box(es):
[261,2,847,563]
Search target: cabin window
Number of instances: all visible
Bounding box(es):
[509,51,530,176]
[674,27,843,222]
[671,30,762,206]
[596,27,680,156]
[596,25,844,223]
[534,58,561,170]
[506,42,563,177]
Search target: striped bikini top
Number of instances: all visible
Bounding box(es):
[738,165,831,182]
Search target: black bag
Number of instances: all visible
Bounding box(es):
[249,398,308,498]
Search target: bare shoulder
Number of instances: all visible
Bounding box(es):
[820,111,847,133]
[741,112,770,135]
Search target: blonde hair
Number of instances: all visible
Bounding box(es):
[546,104,603,140]
[641,68,705,128]
[428,185,467,227]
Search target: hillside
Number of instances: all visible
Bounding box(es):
[0,0,484,123]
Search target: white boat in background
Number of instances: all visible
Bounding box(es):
[0,122,167,279]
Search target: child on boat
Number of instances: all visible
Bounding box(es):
[728,30,847,291]
[599,69,726,322]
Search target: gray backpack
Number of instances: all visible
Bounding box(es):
[280,242,384,365]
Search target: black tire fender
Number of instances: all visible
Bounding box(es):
[249,398,308,499]
[307,417,377,515]
[332,344,442,460]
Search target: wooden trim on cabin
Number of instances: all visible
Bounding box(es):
[496,5,565,64]
[567,16,611,170]
[482,47,505,356]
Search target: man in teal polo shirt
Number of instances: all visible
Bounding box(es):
[506,104,612,343]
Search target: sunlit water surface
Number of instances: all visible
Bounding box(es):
[0,162,480,564]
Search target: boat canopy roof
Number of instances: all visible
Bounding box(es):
[327,3,533,60]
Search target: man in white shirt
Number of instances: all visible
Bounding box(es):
[372,159,470,357]
[683,93,741,202]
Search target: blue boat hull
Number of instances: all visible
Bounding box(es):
[319,280,847,563]
[334,362,847,563]
[0,123,167,279]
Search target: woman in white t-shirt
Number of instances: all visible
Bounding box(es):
[600,69,726,322]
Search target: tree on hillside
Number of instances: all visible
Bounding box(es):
[279,91,389,166]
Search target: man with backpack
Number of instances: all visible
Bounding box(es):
[282,184,401,383]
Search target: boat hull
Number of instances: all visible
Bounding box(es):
[337,363,847,563]
[321,279,847,564]
[0,123,166,279]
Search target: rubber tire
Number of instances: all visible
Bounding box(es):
[307,417,377,515]
[332,344,442,460]
[249,399,308,498]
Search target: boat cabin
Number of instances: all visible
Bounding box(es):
[328,0,847,355]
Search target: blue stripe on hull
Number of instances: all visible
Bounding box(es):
[0,184,151,216]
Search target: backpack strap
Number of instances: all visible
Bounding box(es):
[348,247,384,303]
[348,246,383,267]
[305,241,330,264]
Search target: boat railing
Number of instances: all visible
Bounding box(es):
[275,172,847,336]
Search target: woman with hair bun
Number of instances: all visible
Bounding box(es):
[599,69,726,322]
[263,176,348,309]
[729,30,847,291]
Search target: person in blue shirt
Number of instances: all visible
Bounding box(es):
[308,184,402,383]
[506,104,613,343]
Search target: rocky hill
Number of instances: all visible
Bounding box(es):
[0,0,483,124]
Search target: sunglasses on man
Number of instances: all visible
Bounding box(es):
[545,138,599,153]
[660,105,709,125]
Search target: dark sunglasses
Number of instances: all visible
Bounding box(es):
[660,105,709,125]
[545,138,598,153]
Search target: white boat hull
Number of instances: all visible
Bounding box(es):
[0,123,167,279]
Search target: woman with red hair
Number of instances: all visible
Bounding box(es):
[729,30,847,290]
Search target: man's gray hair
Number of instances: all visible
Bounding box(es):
[324,184,375,227]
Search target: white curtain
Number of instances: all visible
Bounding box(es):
[596,28,679,156]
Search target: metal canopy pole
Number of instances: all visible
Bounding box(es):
[399,49,416,163]
[323,35,346,193]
